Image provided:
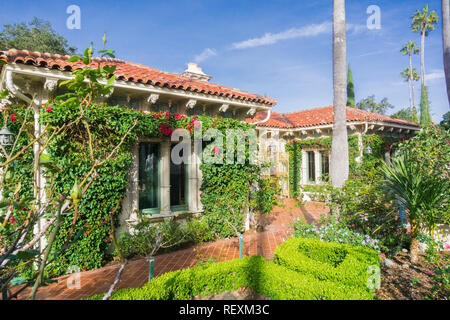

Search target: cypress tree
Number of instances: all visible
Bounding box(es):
[347,64,355,107]
[419,84,432,125]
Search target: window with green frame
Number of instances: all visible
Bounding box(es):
[170,143,188,212]
[320,151,330,181]
[307,151,315,183]
[139,142,160,214]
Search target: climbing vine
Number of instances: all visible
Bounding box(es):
[286,134,390,196]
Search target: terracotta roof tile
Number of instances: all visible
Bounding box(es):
[0,49,276,106]
[247,106,420,128]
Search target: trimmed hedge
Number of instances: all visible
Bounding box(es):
[87,238,378,300]
[274,237,380,289]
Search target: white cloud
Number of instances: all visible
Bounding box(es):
[346,23,368,35]
[194,48,217,63]
[426,70,445,81]
[231,21,332,50]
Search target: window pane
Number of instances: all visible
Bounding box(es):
[321,151,329,181]
[170,144,186,207]
[308,151,315,182]
[139,142,159,210]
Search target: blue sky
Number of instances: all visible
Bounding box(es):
[1,0,448,122]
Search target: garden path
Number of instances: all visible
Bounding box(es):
[12,200,329,300]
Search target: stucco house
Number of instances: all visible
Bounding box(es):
[0,49,421,234]
[247,107,421,197]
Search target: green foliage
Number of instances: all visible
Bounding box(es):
[411,4,439,36]
[381,151,449,237]
[356,95,394,115]
[400,67,420,82]
[347,65,355,108]
[185,216,216,243]
[440,111,450,130]
[199,120,260,238]
[117,216,215,259]
[293,218,381,251]
[286,140,302,197]
[420,85,432,125]
[390,108,414,122]
[249,176,280,215]
[86,240,377,300]
[274,237,379,289]
[0,17,76,55]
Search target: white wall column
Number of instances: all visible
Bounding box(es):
[188,141,199,212]
[118,143,139,235]
[314,150,321,184]
[301,149,307,185]
[160,141,171,214]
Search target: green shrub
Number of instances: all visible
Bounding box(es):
[86,238,378,300]
[249,176,280,215]
[86,255,374,300]
[274,238,380,289]
[185,216,216,243]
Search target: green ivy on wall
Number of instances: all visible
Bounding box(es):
[286,134,388,196]
[4,101,267,277]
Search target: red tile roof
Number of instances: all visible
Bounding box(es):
[0,49,276,106]
[246,106,420,128]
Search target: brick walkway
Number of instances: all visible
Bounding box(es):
[13,200,329,300]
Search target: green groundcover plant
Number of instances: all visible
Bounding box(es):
[85,238,379,300]
[293,218,381,252]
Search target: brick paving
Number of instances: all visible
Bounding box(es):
[12,200,329,300]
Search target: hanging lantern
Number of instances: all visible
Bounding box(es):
[365,145,373,154]
[0,126,14,146]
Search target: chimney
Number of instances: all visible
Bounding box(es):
[181,62,212,82]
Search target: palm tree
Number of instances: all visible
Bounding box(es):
[442,0,450,106]
[411,5,439,86]
[330,0,349,188]
[381,152,449,263]
[400,42,420,119]
[400,66,420,122]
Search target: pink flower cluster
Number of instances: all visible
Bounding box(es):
[159,123,174,136]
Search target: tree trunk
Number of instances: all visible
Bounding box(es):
[443,0,450,106]
[421,30,426,86]
[330,0,349,188]
[409,53,414,113]
[410,237,420,264]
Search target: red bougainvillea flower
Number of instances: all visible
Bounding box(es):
[45,106,52,112]
[443,243,450,250]
[213,147,220,155]
[159,123,174,136]
[9,216,16,223]
[191,119,200,129]
[9,114,16,122]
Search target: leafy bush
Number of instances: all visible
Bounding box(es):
[293,218,381,251]
[116,217,188,259]
[185,216,216,243]
[274,237,380,289]
[249,176,280,215]
[86,254,375,300]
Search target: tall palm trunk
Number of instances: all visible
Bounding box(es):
[330,0,349,188]
[421,30,426,86]
[409,53,414,113]
[443,0,450,106]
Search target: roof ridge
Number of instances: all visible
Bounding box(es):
[0,48,125,63]
[0,48,276,106]
[282,105,333,115]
